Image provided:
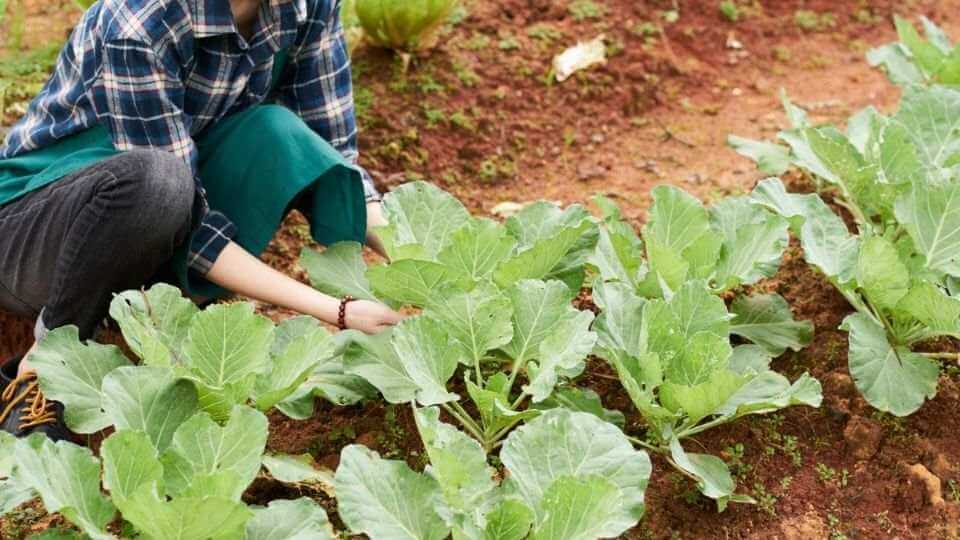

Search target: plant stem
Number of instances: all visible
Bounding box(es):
[919,352,960,362]
[473,355,484,388]
[676,416,732,439]
[626,435,667,454]
[488,416,526,446]
[441,403,484,442]
[510,391,528,410]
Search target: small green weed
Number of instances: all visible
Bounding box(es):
[527,23,562,43]
[569,0,607,21]
[794,10,836,32]
[719,1,739,22]
[815,462,837,483]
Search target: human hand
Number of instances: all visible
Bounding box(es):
[345,299,404,334]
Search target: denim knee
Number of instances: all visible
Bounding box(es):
[108,149,194,243]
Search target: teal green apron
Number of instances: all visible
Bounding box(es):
[0,51,366,298]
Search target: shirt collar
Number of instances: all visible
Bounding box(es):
[189,0,306,39]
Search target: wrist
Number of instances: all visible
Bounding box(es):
[338,296,358,330]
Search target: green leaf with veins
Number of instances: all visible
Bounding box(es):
[709,197,789,290]
[780,89,810,129]
[368,259,457,307]
[414,407,497,531]
[505,202,591,249]
[841,313,939,416]
[183,302,274,390]
[100,366,199,453]
[524,310,596,402]
[804,126,878,208]
[437,218,517,283]
[589,213,645,287]
[531,387,625,428]
[867,43,926,86]
[896,281,960,336]
[466,373,539,435]
[726,135,791,175]
[31,326,130,434]
[591,281,647,363]
[261,453,334,492]
[668,280,731,339]
[102,430,163,505]
[254,318,334,411]
[663,331,732,387]
[13,436,115,540]
[529,475,625,540]
[660,369,746,425]
[642,186,722,291]
[344,317,461,406]
[894,15,947,78]
[501,280,578,366]
[109,283,198,366]
[160,406,268,500]
[277,355,376,417]
[244,498,335,540]
[729,293,814,356]
[482,499,534,540]
[500,409,650,535]
[378,181,471,260]
[334,445,448,540]
[856,235,910,310]
[846,106,879,154]
[300,243,377,301]
[727,345,773,375]
[493,219,594,290]
[0,433,33,515]
[117,485,251,540]
[713,371,822,419]
[751,178,859,283]
[669,438,748,509]
[424,283,514,367]
[892,85,960,171]
[894,180,960,277]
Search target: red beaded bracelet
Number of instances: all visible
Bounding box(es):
[338,295,357,330]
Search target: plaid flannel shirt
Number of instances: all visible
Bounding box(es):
[0,0,378,275]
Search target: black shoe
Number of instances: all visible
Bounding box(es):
[0,357,71,441]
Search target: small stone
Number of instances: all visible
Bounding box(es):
[491,201,525,219]
[902,463,945,508]
[779,513,828,540]
[591,133,606,144]
[843,415,883,461]
[732,87,743,96]
[577,164,607,181]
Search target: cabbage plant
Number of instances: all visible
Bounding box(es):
[354,0,458,52]
[587,191,822,508]
[0,285,344,538]
[302,183,656,537]
[301,182,602,452]
[731,85,960,416]
[868,16,960,86]
[334,407,650,539]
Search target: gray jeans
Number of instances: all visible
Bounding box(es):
[0,149,194,342]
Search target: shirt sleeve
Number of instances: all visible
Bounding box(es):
[275,0,380,201]
[88,38,237,275]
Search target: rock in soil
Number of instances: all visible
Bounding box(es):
[821,370,857,417]
[777,512,828,540]
[843,415,883,461]
[899,463,945,509]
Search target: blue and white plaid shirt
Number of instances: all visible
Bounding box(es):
[1,0,378,275]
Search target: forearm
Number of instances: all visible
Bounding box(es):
[204,241,341,325]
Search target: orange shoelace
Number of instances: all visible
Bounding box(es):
[0,372,56,429]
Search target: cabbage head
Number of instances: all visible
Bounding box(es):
[355,0,458,52]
